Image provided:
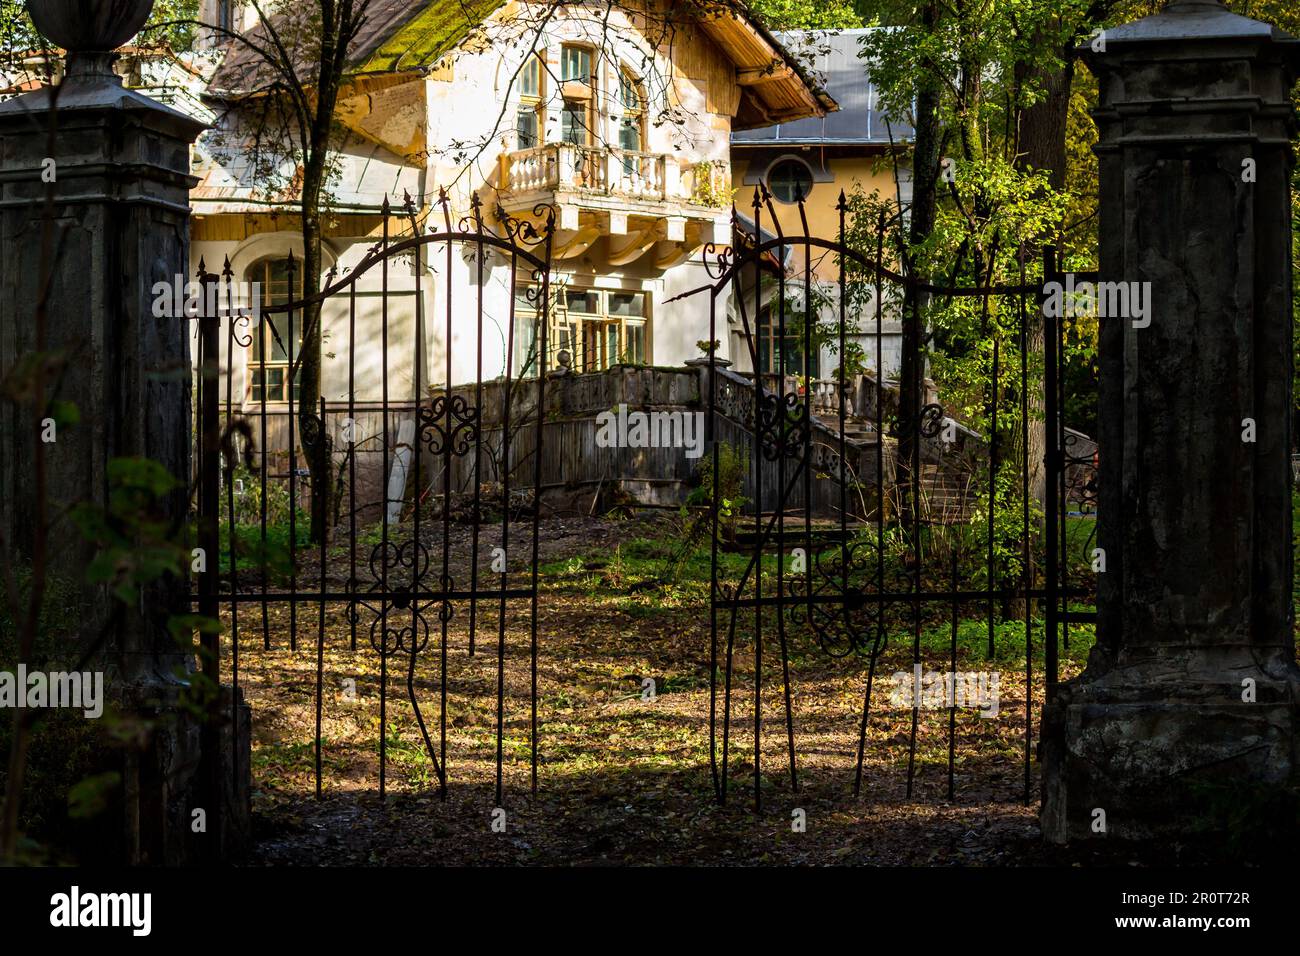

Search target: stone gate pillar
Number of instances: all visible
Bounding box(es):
[0,1,248,862]
[1041,0,1300,844]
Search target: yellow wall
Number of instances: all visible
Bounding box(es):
[731,155,900,281]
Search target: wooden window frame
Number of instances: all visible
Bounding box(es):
[247,258,303,405]
[559,43,597,147]
[617,67,645,156]
[513,284,652,375]
[516,51,545,150]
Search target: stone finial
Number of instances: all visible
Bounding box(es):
[27,0,156,79]
[27,0,155,51]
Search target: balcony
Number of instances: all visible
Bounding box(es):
[498,143,730,263]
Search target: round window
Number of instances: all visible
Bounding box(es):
[767,159,813,204]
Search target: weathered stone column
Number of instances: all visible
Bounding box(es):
[1041,0,1300,844]
[0,0,248,862]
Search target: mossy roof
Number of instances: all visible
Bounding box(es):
[207,0,831,124]
[349,0,506,75]
[208,0,507,94]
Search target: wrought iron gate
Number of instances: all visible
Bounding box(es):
[701,190,1096,809]
[193,194,554,804]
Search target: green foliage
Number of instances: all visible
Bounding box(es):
[70,458,188,604]
[677,443,748,578]
[747,0,864,31]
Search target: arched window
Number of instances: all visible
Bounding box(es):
[767,158,814,204]
[247,258,302,403]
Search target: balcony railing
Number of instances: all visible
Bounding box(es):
[754,374,850,419]
[503,143,682,203]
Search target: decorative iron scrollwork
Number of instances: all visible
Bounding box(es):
[495,201,556,249]
[918,402,947,438]
[757,390,810,462]
[345,538,438,657]
[419,393,480,457]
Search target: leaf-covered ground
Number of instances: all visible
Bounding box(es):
[226,511,1179,866]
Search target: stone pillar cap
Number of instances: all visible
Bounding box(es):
[1084,0,1296,49]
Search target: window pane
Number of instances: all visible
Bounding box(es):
[268,315,295,362]
[624,322,646,364]
[619,72,640,111]
[264,259,294,304]
[265,367,284,401]
[516,109,538,149]
[562,46,590,82]
[514,312,538,372]
[519,55,540,98]
[768,159,813,204]
[618,120,641,153]
[561,103,588,145]
[608,292,645,317]
[565,289,599,314]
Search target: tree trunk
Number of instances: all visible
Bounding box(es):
[898,1,941,538]
[1016,45,1075,517]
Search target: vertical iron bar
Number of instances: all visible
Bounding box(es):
[286,252,298,651]
[752,190,765,812]
[854,209,888,796]
[259,275,270,648]
[379,200,390,800]
[440,199,452,796]
[316,395,327,798]
[222,261,240,789]
[197,265,223,861]
[469,210,485,656]
[1019,248,1033,805]
[905,287,922,799]
[407,213,439,798]
[708,285,721,801]
[348,283,357,651]
[496,239,519,807]
[529,219,553,797]
[986,281,999,661]
[1043,248,1060,689]
[948,548,958,801]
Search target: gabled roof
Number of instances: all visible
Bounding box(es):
[207,0,834,127]
[732,29,913,146]
[343,0,504,75]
